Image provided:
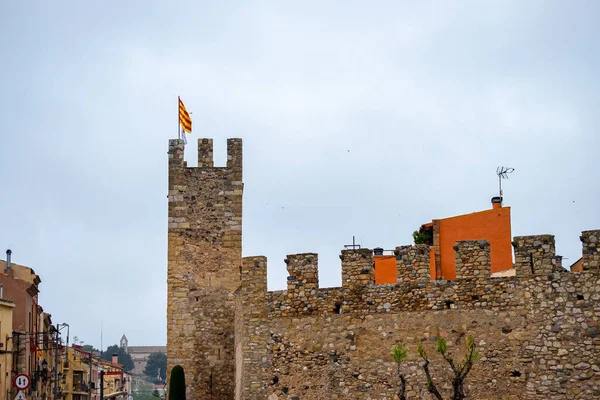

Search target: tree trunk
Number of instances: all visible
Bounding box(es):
[397,374,406,400]
[452,376,465,400]
[421,360,444,400]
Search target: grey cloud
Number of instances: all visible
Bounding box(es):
[0,0,598,345]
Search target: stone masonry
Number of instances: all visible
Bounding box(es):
[512,234,557,277]
[167,138,243,400]
[237,235,600,399]
[395,244,431,284]
[581,230,599,272]
[454,240,491,280]
[167,138,600,399]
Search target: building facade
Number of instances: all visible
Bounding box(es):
[127,347,166,377]
[120,334,166,377]
[0,256,47,400]
[62,346,131,400]
[0,299,15,400]
[0,252,71,400]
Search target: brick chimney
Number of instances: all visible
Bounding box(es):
[555,255,563,269]
[112,354,118,364]
[491,196,503,209]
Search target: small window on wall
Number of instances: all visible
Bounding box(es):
[0,285,3,298]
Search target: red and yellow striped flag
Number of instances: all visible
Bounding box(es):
[178,96,192,133]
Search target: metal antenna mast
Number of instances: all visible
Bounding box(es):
[496,166,515,198]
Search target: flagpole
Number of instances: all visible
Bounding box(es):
[177,96,180,140]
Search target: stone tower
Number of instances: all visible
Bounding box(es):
[167,138,243,400]
[120,334,128,353]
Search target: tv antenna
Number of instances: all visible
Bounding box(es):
[496,166,514,197]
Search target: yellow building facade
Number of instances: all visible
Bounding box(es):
[62,346,93,400]
[62,347,130,400]
[0,299,15,400]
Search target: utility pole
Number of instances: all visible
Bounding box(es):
[53,323,69,399]
[99,371,105,400]
[54,326,59,399]
[88,351,93,400]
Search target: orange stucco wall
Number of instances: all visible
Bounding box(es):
[436,207,512,280]
[374,255,397,284]
[569,258,583,272]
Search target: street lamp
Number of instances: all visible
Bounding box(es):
[41,359,48,383]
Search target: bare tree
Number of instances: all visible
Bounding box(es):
[391,344,408,400]
[416,335,480,400]
[417,342,444,400]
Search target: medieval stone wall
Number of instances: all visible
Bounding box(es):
[166,137,600,399]
[237,231,600,399]
[167,138,243,400]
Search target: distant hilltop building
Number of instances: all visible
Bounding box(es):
[121,335,166,375]
[166,138,600,400]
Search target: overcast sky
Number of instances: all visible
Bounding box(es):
[1,1,598,347]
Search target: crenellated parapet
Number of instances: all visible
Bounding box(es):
[454,240,491,280]
[512,234,556,277]
[394,245,431,284]
[236,231,600,320]
[580,230,600,272]
[340,248,374,289]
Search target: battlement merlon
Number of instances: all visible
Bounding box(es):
[512,234,555,277]
[394,245,431,283]
[580,230,600,272]
[340,248,374,289]
[168,139,185,168]
[285,253,319,293]
[240,256,268,297]
[454,240,491,280]
[227,138,243,181]
[198,138,214,168]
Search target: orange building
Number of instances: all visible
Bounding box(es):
[373,253,396,284]
[374,197,513,282]
[568,258,583,272]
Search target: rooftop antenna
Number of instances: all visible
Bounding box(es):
[496,166,515,199]
[344,236,361,250]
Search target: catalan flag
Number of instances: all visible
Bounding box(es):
[178,96,192,133]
